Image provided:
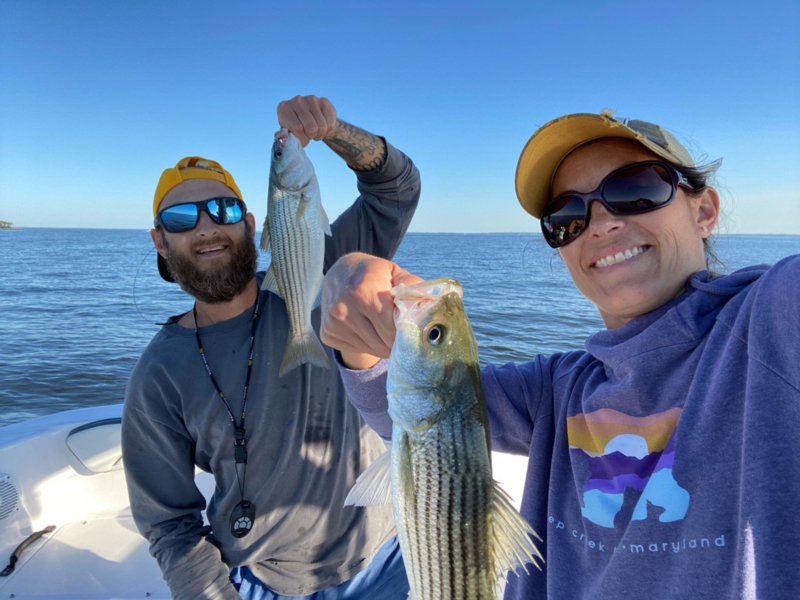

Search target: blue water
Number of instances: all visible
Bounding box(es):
[1,229,798,427]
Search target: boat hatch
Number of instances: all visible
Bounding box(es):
[66,418,123,474]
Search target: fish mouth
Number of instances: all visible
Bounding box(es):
[391,278,463,301]
[273,131,301,154]
[391,278,463,326]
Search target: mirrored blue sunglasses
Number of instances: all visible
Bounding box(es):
[156,197,246,233]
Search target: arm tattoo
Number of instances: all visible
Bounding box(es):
[324,119,387,171]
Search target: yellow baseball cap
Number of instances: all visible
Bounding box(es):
[153,156,242,216]
[515,110,695,219]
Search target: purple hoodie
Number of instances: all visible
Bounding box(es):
[340,255,800,600]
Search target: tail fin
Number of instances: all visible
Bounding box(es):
[279,329,331,377]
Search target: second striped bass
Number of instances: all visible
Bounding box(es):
[346,278,543,599]
[260,130,331,376]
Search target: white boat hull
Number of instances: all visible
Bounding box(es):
[0,405,214,599]
[0,406,527,598]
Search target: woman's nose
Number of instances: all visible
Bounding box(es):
[586,201,624,237]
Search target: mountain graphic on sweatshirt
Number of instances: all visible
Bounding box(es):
[567,407,690,529]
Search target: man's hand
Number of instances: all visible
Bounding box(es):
[321,253,422,367]
[276,95,338,147]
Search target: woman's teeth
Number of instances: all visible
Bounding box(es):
[595,246,644,268]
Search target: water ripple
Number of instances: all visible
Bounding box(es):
[0,229,797,427]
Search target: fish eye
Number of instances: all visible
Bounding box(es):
[427,324,446,346]
[274,148,283,160]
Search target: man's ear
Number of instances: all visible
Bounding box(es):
[150,228,168,258]
[246,212,256,236]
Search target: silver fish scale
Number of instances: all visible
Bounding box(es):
[269,189,325,338]
[393,413,497,600]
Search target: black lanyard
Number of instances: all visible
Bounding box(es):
[192,297,261,538]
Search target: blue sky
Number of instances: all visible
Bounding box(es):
[1,0,798,234]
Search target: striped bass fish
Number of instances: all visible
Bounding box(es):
[346,278,543,599]
[260,130,331,376]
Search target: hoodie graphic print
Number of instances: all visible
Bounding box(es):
[567,407,690,529]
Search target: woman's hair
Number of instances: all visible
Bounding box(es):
[674,159,725,274]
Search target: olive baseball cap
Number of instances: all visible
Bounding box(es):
[515,110,695,219]
[153,156,243,282]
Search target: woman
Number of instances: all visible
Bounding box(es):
[319,111,800,599]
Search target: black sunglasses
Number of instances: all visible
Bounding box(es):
[155,197,247,233]
[541,161,692,248]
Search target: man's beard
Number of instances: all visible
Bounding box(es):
[163,223,259,304]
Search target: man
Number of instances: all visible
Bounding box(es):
[122,95,420,600]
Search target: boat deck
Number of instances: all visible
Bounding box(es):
[0,405,527,598]
[2,517,170,599]
[0,405,213,599]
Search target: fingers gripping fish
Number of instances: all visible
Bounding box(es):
[345,278,543,599]
[260,131,332,376]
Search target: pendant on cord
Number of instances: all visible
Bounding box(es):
[230,427,253,537]
[230,500,256,538]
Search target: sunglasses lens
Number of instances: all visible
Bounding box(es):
[604,163,674,213]
[159,198,244,233]
[209,198,243,225]
[160,204,199,233]
[542,195,586,247]
[540,162,678,248]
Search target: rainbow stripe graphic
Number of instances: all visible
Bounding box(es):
[567,407,689,529]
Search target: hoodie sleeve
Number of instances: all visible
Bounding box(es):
[746,254,800,392]
[336,351,561,455]
[335,355,393,440]
[480,354,572,455]
[323,140,420,270]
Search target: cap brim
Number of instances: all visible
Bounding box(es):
[515,113,676,219]
[157,253,176,283]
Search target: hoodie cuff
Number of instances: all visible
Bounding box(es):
[334,350,390,414]
[351,140,408,184]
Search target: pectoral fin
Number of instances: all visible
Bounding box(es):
[296,193,311,221]
[344,450,392,507]
[489,482,544,581]
[397,432,415,506]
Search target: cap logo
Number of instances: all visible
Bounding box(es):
[178,157,225,175]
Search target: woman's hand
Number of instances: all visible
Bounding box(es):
[321,252,422,367]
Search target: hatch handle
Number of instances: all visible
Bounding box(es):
[0,525,56,577]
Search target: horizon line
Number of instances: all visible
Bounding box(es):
[2,227,800,237]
